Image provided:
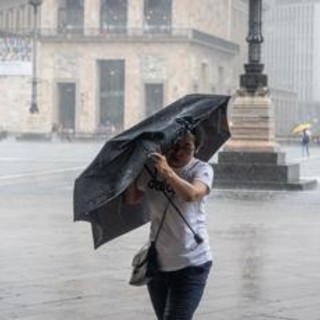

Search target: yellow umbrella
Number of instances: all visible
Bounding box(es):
[292,123,312,134]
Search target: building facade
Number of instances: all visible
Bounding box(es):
[269,88,298,137]
[263,0,320,133]
[0,0,248,136]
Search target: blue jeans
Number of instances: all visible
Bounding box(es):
[147,261,212,320]
[302,142,310,157]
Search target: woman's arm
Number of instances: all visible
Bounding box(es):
[152,153,209,202]
[123,180,145,205]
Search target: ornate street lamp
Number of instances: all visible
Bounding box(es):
[240,0,267,94]
[214,0,317,191]
[29,0,43,114]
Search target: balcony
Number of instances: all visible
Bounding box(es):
[39,27,239,55]
[41,26,178,38]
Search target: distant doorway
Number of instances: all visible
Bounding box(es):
[98,60,125,133]
[57,82,76,130]
[145,83,164,117]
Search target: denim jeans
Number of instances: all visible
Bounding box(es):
[147,261,212,320]
[302,142,310,157]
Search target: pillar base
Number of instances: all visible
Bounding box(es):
[213,151,317,191]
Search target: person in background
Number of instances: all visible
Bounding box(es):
[301,128,311,157]
[124,128,213,320]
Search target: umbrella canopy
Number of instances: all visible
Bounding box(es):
[73,94,231,248]
[292,123,312,134]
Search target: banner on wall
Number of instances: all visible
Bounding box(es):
[0,33,32,76]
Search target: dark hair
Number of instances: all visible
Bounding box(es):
[168,124,205,154]
[189,126,205,150]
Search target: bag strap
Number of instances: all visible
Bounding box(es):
[153,195,173,244]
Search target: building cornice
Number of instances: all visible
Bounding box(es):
[38,27,239,56]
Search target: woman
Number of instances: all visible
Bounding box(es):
[125,128,213,320]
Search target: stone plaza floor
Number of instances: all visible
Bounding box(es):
[0,140,319,319]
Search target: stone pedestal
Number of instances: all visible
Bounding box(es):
[225,91,278,152]
[16,113,51,141]
[213,151,317,190]
[213,91,317,190]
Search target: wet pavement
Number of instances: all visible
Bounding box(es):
[0,140,320,320]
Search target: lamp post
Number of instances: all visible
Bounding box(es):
[213,0,317,190]
[240,0,267,94]
[29,0,43,114]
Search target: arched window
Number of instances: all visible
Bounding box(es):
[58,0,84,33]
[100,0,127,34]
[144,0,172,34]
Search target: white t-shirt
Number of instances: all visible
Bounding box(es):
[137,157,214,271]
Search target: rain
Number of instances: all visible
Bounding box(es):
[0,0,320,319]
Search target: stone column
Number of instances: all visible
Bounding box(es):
[40,0,56,31]
[84,0,99,35]
[128,0,144,30]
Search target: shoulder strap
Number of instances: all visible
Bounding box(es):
[153,194,174,243]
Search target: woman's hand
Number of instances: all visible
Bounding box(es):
[149,152,172,177]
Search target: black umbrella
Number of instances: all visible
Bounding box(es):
[73,94,231,249]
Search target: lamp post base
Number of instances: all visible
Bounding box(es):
[213,91,317,191]
[30,102,39,114]
[212,151,317,191]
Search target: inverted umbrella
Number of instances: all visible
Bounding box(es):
[292,123,312,134]
[73,94,231,249]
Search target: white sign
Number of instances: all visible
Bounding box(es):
[0,61,32,75]
[0,35,32,76]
